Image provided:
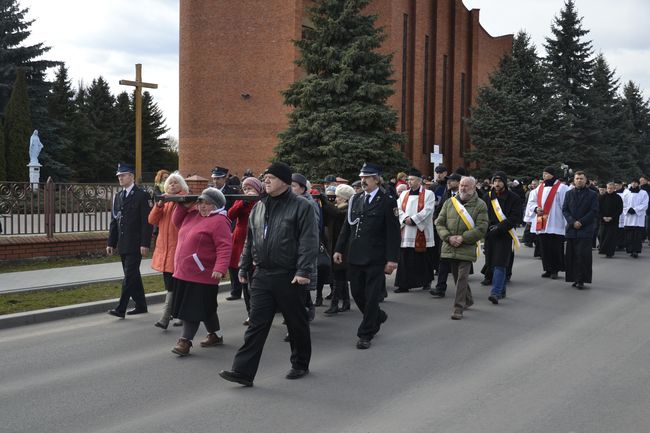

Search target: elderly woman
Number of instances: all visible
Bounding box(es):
[170,188,233,356]
[228,176,263,325]
[321,184,355,314]
[149,172,189,329]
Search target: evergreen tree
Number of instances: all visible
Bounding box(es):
[43,64,75,181]
[68,84,96,181]
[3,68,31,181]
[113,91,134,164]
[467,32,560,180]
[0,118,5,179]
[621,81,650,176]
[83,77,117,181]
[141,90,173,175]
[543,0,594,170]
[274,0,408,180]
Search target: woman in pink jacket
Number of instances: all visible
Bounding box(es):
[149,172,188,329]
[170,188,233,356]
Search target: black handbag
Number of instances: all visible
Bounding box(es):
[317,242,331,270]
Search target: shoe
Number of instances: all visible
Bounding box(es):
[451,310,463,320]
[314,297,323,307]
[154,321,169,330]
[339,300,350,312]
[480,278,492,286]
[393,287,409,293]
[324,302,339,315]
[286,368,309,380]
[356,339,371,349]
[464,299,474,310]
[219,370,253,387]
[172,320,183,327]
[126,307,148,315]
[541,272,552,278]
[242,318,251,326]
[226,295,241,301]
[171,338,192,356]
[200,333,223,347]
[107,309,125,319]
[632,253,639,258]
[575,282,585,290]
[324,292,333,300]
[284,333,290,342]
[571,282,578,288]
[430,290,445,298]
[550,273,558,280]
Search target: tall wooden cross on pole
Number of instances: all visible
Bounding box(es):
[119,64,158,182]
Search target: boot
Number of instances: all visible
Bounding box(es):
[339,300,350,312]
[324,301,339,315]
[337,280,351,312]
[155,292,173,330]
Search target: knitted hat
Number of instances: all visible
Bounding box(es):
[198,187,226,208]
[492,171,508,184]
[335,184,355,200]
[264,162,293,185]
[325,185,337,196]
[543,166,556,177]
[242,176,263,194]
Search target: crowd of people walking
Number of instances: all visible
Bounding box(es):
[105,160,650,387]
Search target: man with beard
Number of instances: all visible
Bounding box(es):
[598,182,623,258]
[623,178,649,258]
[394,169,436,293]
[562,171,599,289]
[526,166,569,279]
[482,172,521,304]
[334,163,400,349]
[435,176,488,320]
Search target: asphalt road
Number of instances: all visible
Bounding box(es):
[1,245,649,433]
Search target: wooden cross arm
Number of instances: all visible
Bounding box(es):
[119,79,158,89]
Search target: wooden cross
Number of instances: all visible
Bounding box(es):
[119,64,158,182]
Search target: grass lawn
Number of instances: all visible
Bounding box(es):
[0,275,165,316]
[0,254,122,274]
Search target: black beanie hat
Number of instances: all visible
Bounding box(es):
[492,171,508,184]
[265,162,293,185]
[543,166,556,177]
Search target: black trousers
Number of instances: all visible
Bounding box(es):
[538,234,565,274]
[435,259,451,291]
[116,253,146,312]
[347,264,387,340]
[231,270,311,380]
[229,267,243,298]
[565,238,593,283]
[599,223,618,257]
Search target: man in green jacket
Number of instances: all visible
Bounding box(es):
[435,176,488,320]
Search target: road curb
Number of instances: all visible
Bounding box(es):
[0,291,167,330]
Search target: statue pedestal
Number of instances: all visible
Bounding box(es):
[27,162,42,191]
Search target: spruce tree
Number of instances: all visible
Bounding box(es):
[3,68,31,181]
[0,118,5,179]
[141,91,173,175]
[543,0,594,171]
[68,84,96,181]
[621,81,650,176]
[113,91,134,164]
[274,0,408,180]
[467,32,560,180]
[83,77,117,181]
[43,64,75,181]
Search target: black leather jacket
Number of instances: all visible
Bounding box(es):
[239,188,318,278]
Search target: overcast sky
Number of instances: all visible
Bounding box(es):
[21,0,650,140]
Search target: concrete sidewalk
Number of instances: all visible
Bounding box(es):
[0,259,159,294]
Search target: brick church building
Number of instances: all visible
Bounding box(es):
[179,0,513,179]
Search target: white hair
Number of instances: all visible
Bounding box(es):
[460,176,477,187]
[164,171,189,193]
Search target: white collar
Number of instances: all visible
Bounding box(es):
[123,184,134,196]
[364,188,379,203]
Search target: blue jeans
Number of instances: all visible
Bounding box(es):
[491,266,506,298]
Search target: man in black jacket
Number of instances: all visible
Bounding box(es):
[220,162,318,386]
[562,171,599,289]
[334,163,400,350]
[598,182,624,257]
[107,163,153,318]
[483,172,521,304]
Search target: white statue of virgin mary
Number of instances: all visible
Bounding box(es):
[29,130,43,165]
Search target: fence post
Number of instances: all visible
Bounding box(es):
[44,177,55,238]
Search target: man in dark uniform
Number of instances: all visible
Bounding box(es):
[334,163,400,350]
[107,163,153,318]
[211,166,239,211]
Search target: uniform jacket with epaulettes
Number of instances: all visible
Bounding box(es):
[108,184,153,254]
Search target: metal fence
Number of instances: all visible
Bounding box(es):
[0,179,154,237]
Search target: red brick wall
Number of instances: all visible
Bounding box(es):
[0,233,109,261]
[179,0,513,179]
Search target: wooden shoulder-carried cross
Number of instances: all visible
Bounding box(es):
[119,64,158,182]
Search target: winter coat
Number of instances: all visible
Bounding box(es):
[228,199,255,269]
[172,205,232,285]
[435,191,488,262]
[598,192,623,225]
[148,198,183,273]
[321,197,348,270]
[562,186,599,238]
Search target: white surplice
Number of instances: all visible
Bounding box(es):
[623,189,649,228]
[528,181,569,235]
[397,188,436,248]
